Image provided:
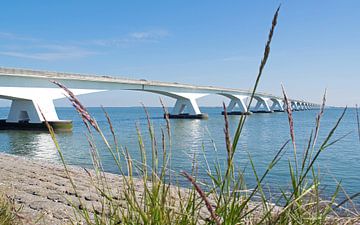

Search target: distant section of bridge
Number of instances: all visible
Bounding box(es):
[0,67,319,130]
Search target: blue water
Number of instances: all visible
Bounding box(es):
[0,107,359,204]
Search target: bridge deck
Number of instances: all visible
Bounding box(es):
[0,67,284,100]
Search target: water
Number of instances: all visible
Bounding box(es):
[0,107,359,204]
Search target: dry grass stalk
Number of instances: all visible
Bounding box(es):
[181,171,221,225]
[223,103,233,167]
[246,5,280,109]
[52,80,100,132]
[313,89,327,149]
[281,84,296,151]
[356,104,360,143]
[102,106,119,149]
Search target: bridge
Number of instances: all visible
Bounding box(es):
[0,67,319,130]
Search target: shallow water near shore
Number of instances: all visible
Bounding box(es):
[0,106,359,205]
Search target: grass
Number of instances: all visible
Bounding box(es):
[38,5,360,225]
[0,194,19,225]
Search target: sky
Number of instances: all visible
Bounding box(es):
[0,0,359,107]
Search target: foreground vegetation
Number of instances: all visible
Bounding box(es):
[0,194,19,225]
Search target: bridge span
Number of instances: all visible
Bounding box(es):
[0,67,319,130]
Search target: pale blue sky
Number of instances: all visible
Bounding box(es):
[0,1,359,107]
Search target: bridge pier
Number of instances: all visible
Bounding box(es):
[270,98,284,112]
[302,102,307,110]
[220,94,251,115]
[252,97,273,113]
[291,101,299,111]
[159,92,208,119]
[1,98,72,131]
[7,99,58,123]
[0,87,102,131]
[297,102,302,111]
[303,102,308,110]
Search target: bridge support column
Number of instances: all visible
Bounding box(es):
[303,103,308,110]
[252,97,272,113]
[299,102,305,111]
[164,93,208,119]
[1,98,72,131]
[291,101,299,111]
[7,99,59,123]
[220,94,251,115]
[302,103,306,110]
[0,87,102,131]
[270,98,284,112]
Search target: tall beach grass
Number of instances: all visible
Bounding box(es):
[0,194,21,225]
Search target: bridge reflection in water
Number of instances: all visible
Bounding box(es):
[1,130,58,160]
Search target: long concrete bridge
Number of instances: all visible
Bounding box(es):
[0,67,319,130]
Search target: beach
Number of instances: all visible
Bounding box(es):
[0,153,143,224]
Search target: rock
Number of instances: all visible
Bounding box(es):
[29,201,47,211]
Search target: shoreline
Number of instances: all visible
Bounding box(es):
[0,153,357,224]
[0,153,150,224]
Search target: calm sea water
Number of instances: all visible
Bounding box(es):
[0,107,359,204]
